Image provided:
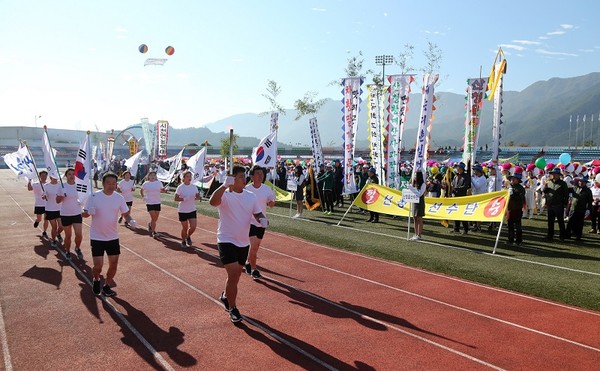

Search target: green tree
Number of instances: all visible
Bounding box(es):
[422,41,442,75]
[260,80,286,117]
[330,51,375,86]
[396,44,415,75]
[219,133,239,159]
[293,91,327,121]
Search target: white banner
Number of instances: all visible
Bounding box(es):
[106,136,115,161]
[367,85,384,185]
[252,131,277,168]
[156,120,169,159]
[270,112,279,132]
[2,144,37,180]
[463,77,488,164]
[157,147,183,183]
[42,130,60,179]
[186,147,206,183]
[124,150,144,177]
[75,134,91,204]
[386,75,414,189]
[309,118,324,167]
[412,73,439,175]
[342,77,362,194]
[491,67,504,163]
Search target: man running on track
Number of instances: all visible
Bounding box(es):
[140,170,167,238]
[209,165,267,323]
[28,170,49,238]
[56,168,84,260]
[117,170,136,227]
[174,170,201,248]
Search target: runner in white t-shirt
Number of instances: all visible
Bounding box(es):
[56,168,84,260]
[140,170,167,238]
[83,172,136,297]
[209,165,267,323]
[174,170,200,248]
[243,166,276,280]
[44,176,64,248]
[117,171,136,226]
[27,170,49,238]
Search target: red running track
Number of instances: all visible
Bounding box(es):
[0,175,599,370]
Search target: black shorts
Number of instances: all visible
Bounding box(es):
[61,214,82,226]
[45,210,61,220]
[249,224,266,239]
[294,190,304,201]
[126,201,133,207]
[34,206,45,215]
[146,204,161,212]
[91,239,121,257]
[218,242,249,266]
[178,211,197,222]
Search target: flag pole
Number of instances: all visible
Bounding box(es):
[20,139,45,193]
[87,131,94,195]
[43,126,65,190]
[228,129,234,175]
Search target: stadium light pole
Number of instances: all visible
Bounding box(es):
[34,115,41,128]
[375,54,394,84]
[569,115,572,149]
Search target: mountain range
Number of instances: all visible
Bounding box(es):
[165,72,600,149]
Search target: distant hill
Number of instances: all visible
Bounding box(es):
[171,72,600,148]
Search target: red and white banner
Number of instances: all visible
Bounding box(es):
[309,118,324,167]
[341,77,362,195]
[386,74,414,189]
[412,73,438,175]
[462,77,488,164]
[156,120,169,159]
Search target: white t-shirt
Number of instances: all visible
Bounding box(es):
[44,182,62,212]
[245,183,275,227]
[142,180,163,205]
[118,179,136,203]
[60,183,82,216]
[32,182,46,207]
[176,183,198,213]
[85,190,129,241]
[216,189,261,247]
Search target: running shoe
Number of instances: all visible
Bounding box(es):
[92,279,101,295]
[186,236,192,246]
[64,252,71,261]
[219,292,230,312]
[75,248,83,260]
[251,269,262,280]
[229,307,242,323]
[50,240,57,248]
[180,241,187,249]
[118,216,123,224]
[42,231,48,239]
[57,234,63,243]
[244,263,252,275]
[33,221,39,228]
[102,285,116,297]
[151,231,157,238]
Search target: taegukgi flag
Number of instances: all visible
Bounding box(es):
[252,131,277,168]
[74,133,92,204]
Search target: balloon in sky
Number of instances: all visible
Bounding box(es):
[165,46,175,56]
[138,44,148,53]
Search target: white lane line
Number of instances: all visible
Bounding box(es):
[2,186,175,371]
[0,298,13,371]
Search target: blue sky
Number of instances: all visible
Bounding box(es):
[1,0,598,133]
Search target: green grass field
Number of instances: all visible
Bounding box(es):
[152,191,600,312]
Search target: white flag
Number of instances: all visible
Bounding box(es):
[2,145,37,180]
[186,147,206,184]
[42,131,60,179]
[124,150,143,177]
[75,134,91,204]
[157,148,184,183]
[251,131,277,168]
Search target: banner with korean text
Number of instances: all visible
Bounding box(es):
[412,73,438,176]
[156,120,169,160]
[462,77,488,164]
[341,77,362,195]
[309,118,324,167]
[367,85,384,185]
[386,74,414,189]
[354,183,509,222]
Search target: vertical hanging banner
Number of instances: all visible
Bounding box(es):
[128,138,139,156]
[412,73,439,175]
[270,112,279,132]
[341,77,363,195]
[367,85,384,184]
[462,77,489,164]
[386,74,414,189]
[75,133,91,204]
[106,131,115,162]
[156,120,169,160]
[309,118,324,167]
[488,48,507,163]
[141,118,155,160]
[252,131,278,168]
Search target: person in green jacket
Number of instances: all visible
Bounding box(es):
[316,164,335,214]
[566,176,593,241]
[543,168,569,241]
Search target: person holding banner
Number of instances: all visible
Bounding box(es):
[409,170,426,240]
[27,171,49,238]
[56,168,85,260]
[117,170,136,226]
[210,165,267,323]
[244,165,276,280]
[44,174,64,248]
[451,163,471,234]
[317,163,335,214]
[141,170,167,238]
[506,173,526,246]
[174,170,201,248]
